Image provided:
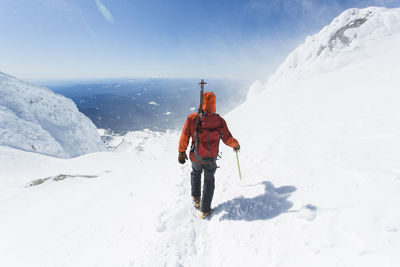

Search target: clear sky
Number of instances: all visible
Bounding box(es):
[1,0,400,81]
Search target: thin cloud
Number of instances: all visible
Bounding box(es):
[95,0,114,23]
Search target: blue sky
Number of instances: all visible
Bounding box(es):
[1,0,400,81]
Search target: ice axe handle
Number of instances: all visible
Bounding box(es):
[199,79,206,114]
[236,150,242,179]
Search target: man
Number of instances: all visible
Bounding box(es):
[178,91,240,218]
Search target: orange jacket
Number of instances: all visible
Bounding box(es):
[178,92,239,160]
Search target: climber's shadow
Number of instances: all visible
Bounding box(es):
[214,181,296,221]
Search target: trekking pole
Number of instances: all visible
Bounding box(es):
[235,150,242,179]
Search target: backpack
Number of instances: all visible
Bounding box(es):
[192,112,223,163]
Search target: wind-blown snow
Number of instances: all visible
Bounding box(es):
[1,6,400,267]
[249,6,400,97]
[0,72,105,158]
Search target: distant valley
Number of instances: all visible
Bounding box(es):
[46,78,250,134]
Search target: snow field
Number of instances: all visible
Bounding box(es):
[0,130,306,267]
[0,133,179,267]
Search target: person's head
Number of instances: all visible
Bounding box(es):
[202,92,216,113]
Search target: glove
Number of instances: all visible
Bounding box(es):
[178,151,188,164]
[233,144,240,152]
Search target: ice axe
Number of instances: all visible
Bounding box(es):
[198,79,206,115]
[235,150,242,179]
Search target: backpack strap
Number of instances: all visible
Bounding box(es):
[191,112,202,152]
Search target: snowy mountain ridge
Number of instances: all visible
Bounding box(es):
[0,72,105,158]
[248,7,400,97]
[272,7,400,81]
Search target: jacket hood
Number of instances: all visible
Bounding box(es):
[202,92,216,113]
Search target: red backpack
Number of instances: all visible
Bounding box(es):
[192,112,223,163]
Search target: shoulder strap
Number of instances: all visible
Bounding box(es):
[191,113,202,152]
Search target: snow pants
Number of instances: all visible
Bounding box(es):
[191,160,217,212]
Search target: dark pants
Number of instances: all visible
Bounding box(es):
[191,160,217,212]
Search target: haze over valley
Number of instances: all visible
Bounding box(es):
[47,79,250,134]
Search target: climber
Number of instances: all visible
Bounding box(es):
[178,91,240,219]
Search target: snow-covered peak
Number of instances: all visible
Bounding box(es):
[267,7,400,85]
[229,7,400,173]
[0,72,105,158]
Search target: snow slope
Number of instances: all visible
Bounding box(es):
[1,6,400,267]
[0,72,105,158]
[1,130,298,267]
[226,6,400,265]
[248,7,400,98]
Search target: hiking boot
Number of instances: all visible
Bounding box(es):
[193,196,200,209]
[200,208,214,219]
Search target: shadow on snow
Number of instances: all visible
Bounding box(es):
[214,181,296,221]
